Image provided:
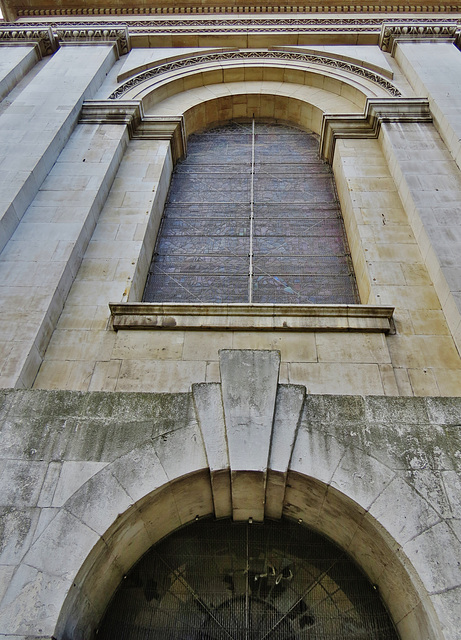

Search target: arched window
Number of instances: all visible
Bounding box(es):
[97,518,399,639]
[143,121,358,305]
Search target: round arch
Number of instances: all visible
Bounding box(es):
[135,74,379,134]
[180,92,334,137]
[96,516,401,639]
[153,83,362,141]
[55,468,442,640]
[111,52,400,111]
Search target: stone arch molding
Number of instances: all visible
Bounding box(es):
[8,351,460,640]
[109,50,401,105]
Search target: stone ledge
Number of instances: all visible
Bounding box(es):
[109,302,395,332]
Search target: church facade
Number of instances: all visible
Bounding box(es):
[1,2,461,638]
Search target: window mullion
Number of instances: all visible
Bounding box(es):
[249,118,255,304]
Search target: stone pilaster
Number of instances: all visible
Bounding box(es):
[380,120,461,356]
[0,122,128,388]
[0,45,40,101]
[0,44,118,255]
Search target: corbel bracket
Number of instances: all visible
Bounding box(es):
[379,22,458,55]
[80,100,186,163]
[320,97,431,164]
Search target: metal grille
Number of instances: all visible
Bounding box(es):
[142,121,359,304]
[97,519,400,639]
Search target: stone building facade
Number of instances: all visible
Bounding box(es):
[1,2,461,638]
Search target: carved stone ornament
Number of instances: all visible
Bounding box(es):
[53,25,130,56]
[108,49,401,101]
[0,26,57,57]
[0,24,130,56]
[379,22,458,54]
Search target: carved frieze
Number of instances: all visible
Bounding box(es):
[3,18,461,60]
[11,4,461,17]
[11,15,461,31]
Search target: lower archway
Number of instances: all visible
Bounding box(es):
[97,518,399,639]
[55,470,442,640]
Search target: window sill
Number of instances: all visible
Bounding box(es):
[109,303,394,333]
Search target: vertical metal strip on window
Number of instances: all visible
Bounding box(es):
[249,118,255,304]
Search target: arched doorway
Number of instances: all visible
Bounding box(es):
[97,518,399,639]
[54,467,443,640]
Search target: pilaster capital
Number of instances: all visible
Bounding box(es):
[0,25,57,57]
[53,25,130,56]
[80,100,186,162]
[379,22,458,55]
[320,97,432,163]
[80,99,143,132]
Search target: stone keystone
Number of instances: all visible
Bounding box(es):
[219,349,280,522]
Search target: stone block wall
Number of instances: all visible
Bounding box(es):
[1,34,461,395]
[1,21,461,640]
[0,353,460,639]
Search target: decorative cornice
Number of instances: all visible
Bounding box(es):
[53,25,130,55]
[80,100,186,162]
[10,16,461,32]
[0,25,57,56]
[10,5,461,18]
[379,22,458,53]
[320,97,432,162]
[4,17,461,47]
[3,18,461,56]
[109,302,395,333]
[108,49,401,101]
